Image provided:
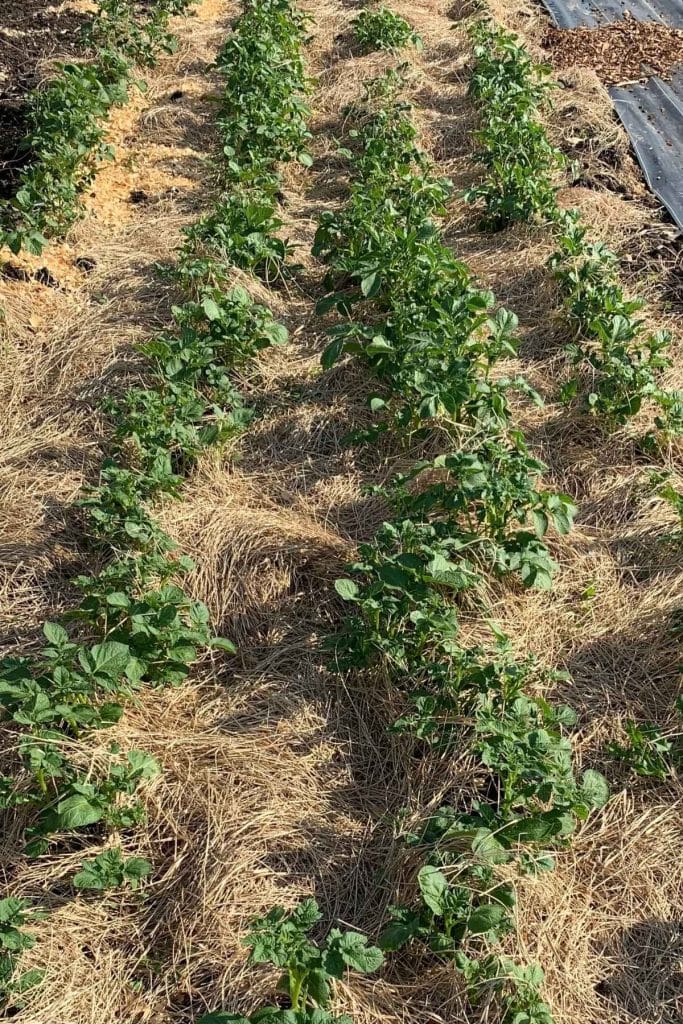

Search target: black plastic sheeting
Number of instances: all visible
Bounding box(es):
[609,67,683,230]
[534,0,683,229]
[540,0,683,29]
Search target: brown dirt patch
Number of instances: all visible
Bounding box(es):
[543,17,683,86]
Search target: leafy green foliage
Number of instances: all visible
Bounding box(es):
[465,24,682,435]
[311,64,611,1024]
[0,1,311,1009]
[456,954,554,1024]
[178,189,294,282]
[199,1010,352,1024]
[0,0,313,1012]
[0,1,197,254]
[330,519,479,672]
[215,0,312,177]
[0,0,308,892]
[243,900,383,1011]
[473,693,609,830]
[607,716,681,780]
[0,899,44,1005]
[652,473,683,544]
[465,21,564,228]
[549,212,683,431]
[352,8,422,53]
[85,0,195,68]
[379,863,514,954]
[73,847,152,890]
[21,749,160,857]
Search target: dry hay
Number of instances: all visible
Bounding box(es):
[0,0,682,1023]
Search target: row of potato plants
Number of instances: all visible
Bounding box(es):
[0,0,313,1007]
[199,18,610,1024]
[466,17,683,776]
[0,0,197,257]
[305,50,607,1021]
[466,18,683,439]
[194,4,399,1024]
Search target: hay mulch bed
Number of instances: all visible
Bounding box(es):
[543,16,683,85]
[1,0,682,1022]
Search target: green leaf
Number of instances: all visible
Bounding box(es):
[306,967,331,1005]
[553,705,578,728]
[210,637,237,653]
[418,865,448,915]
[43,622,68,646]
[324,929,384,975]
[471,829,509,864]
[198,1015,251,1024]
[56,794,103,829]
[14,967,45,993]
[334,579,359,601]
[88,641,131,678]
[580,769,609,809]
[125,857,152,880]
[127,750,159,779]
[366,335,392,354]
[0,927,28,951]
[502,809,576,845]
[268,323,288,346]
[321,337,345,371]
[0,899,27,924]
[377,564,412,589]
[532,510,548,539]
[360,271,378,297]
[378,917,418,951]
[202,296,223,321]
[467,903,506,934]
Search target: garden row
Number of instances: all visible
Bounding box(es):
[0,0,313,1008]
[467,19,683,437]
[197,15,612,1024]
[466,16,683,774]
[311,60,608,1024]
[0,0,197,257]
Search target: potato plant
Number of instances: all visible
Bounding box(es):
[215,0,312,177]
[72,847,152,891]
[0,899,45,1004]
[0,0,198,255]
[243,900,384,1008]
[550,211,683,433]
[351,8,422,53]
[607,694,682,781]
[379,863,515,954]
[198,900,383,1024]
[465,20,564,228]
